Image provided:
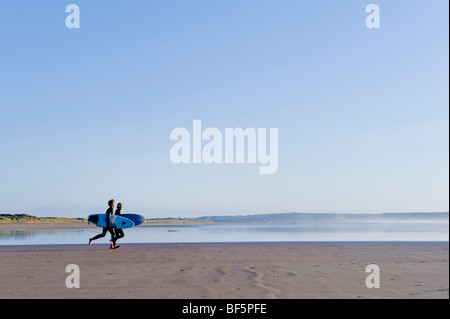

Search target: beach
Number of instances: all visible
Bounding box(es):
[0,241,448,299]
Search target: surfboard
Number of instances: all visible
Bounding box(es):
[88,214,135,229]
[121,214,146,226]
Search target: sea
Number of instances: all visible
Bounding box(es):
[0,220,448,246]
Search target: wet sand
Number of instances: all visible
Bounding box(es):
[0,242,448,299]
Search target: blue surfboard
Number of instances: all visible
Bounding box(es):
[88,214,135,229]
[121,214,146,226]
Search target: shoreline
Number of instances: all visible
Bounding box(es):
[1,222,448,245]
[0,242,448,299]
[1,240,449,247]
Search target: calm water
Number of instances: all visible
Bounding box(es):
[0,221,448,245]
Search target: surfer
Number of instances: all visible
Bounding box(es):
[111,202,125,249]
[89,199,116,248]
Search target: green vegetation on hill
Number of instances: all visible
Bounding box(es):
[0,214,86,223]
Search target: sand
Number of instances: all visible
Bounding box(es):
[0,242,448,299]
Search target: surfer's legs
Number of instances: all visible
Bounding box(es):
[91,227,108,241]
[107,228,116,248]
[115,229,124,241]
[112,229,124,248]
[90,227,114,245]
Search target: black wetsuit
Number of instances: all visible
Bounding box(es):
[112,208,125,245]
[91,207,115,241]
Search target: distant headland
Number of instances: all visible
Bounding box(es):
[1,212,448,225]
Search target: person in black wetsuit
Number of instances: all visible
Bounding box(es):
[89,199,116,248]
[111,202,125,249]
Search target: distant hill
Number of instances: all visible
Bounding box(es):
[1,212,448,225]
[196,212,449,224]
[0,214,86,223]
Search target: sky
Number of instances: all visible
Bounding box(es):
[0,1,448,218]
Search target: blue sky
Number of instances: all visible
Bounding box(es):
[0,1,448,218]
